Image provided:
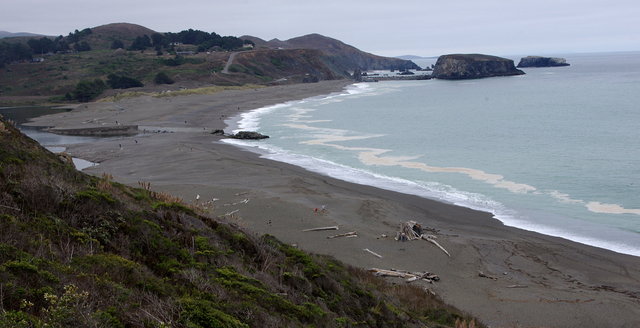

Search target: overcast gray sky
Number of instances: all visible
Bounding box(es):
[2,0,639,57]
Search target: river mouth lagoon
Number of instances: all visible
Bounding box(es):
[226,52,640,257]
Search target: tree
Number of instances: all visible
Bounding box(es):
[27,37,55,54]
[154,72,174,85]
[163,55,184,66]
[128,35,152,51]
[67,28,92,43]
[151,33,165,47]
[0,42,32,67]
[110,40,124,49]
[74,41,91,52]
[54,36,70,52]
[220,36,244,51]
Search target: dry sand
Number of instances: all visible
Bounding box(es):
[27,80,640,328]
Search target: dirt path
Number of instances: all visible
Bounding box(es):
[222,52,239,74]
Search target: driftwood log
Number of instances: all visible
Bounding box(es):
[327,231,357,239]
[478,271,498,280]
[369,268,440,283]
[302,226,339,232]
[363,248,383,258]
[421,235,451,257]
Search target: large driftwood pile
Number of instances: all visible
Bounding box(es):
[395,220,451,257]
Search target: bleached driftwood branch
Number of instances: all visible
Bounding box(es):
[224,209,239,216]
[363,248,382,258]
[422,235,451,257]
[327,231,357,239]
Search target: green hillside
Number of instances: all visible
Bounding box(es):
[0,118,481,327]
[0,23,420,106]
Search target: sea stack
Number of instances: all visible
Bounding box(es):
[517,56,570,67]
[432,54,525,80]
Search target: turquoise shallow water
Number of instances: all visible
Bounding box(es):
[225,52,640,256]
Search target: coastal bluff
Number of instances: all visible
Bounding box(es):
[432,54,524,79]
[517,56,570,67]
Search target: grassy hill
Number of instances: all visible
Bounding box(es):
[0,117,482,327]
[81,23,158,50]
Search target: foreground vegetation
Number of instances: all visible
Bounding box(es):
[0,118,481,327]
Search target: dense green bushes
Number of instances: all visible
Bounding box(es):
[154,72,174,84]
[64,73,143,102]
[67,79,106,102]
[107,73,144,89]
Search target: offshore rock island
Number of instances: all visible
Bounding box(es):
[432,54,525,79]
[517,56,570,67]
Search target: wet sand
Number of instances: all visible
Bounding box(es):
[27,80,640,328]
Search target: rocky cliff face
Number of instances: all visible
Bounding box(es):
[242,33,419,71]
[432,54,525,80]
[517,56,569,67]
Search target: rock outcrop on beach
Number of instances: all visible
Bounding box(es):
[229,131,269,139]
[432,54,525,79]
[517,56,570,67]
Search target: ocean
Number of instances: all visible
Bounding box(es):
[224,52,640,257]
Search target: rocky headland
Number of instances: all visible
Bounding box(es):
[517,56,570,67]
[432,54,525,79]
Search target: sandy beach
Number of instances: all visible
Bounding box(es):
[26,80,640,328]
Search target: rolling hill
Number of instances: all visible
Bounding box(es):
[243,33,419,71]
[0,31,44,38]
[82,22,158,50]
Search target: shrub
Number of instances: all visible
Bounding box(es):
[75,189,116,204]
[163,55,184,66]
[107,74,144,89]
[72,79,106,102]
[110,40,124,49]
[154,72,174,85]
[179,298,248,328]
[152,201,195,216]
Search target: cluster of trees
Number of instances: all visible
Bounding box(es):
[66,79,107,102]
[67,72,172,102]
[27,36,70,54]
[120,29,253,53]
[106,73,143,89]
[0,29,95,67]
[30,28,93,54]
[0,42,32,67]
[66,73,148,102]
[25,36,90,56]
[1,27,251,67]
[66,28,92,43]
